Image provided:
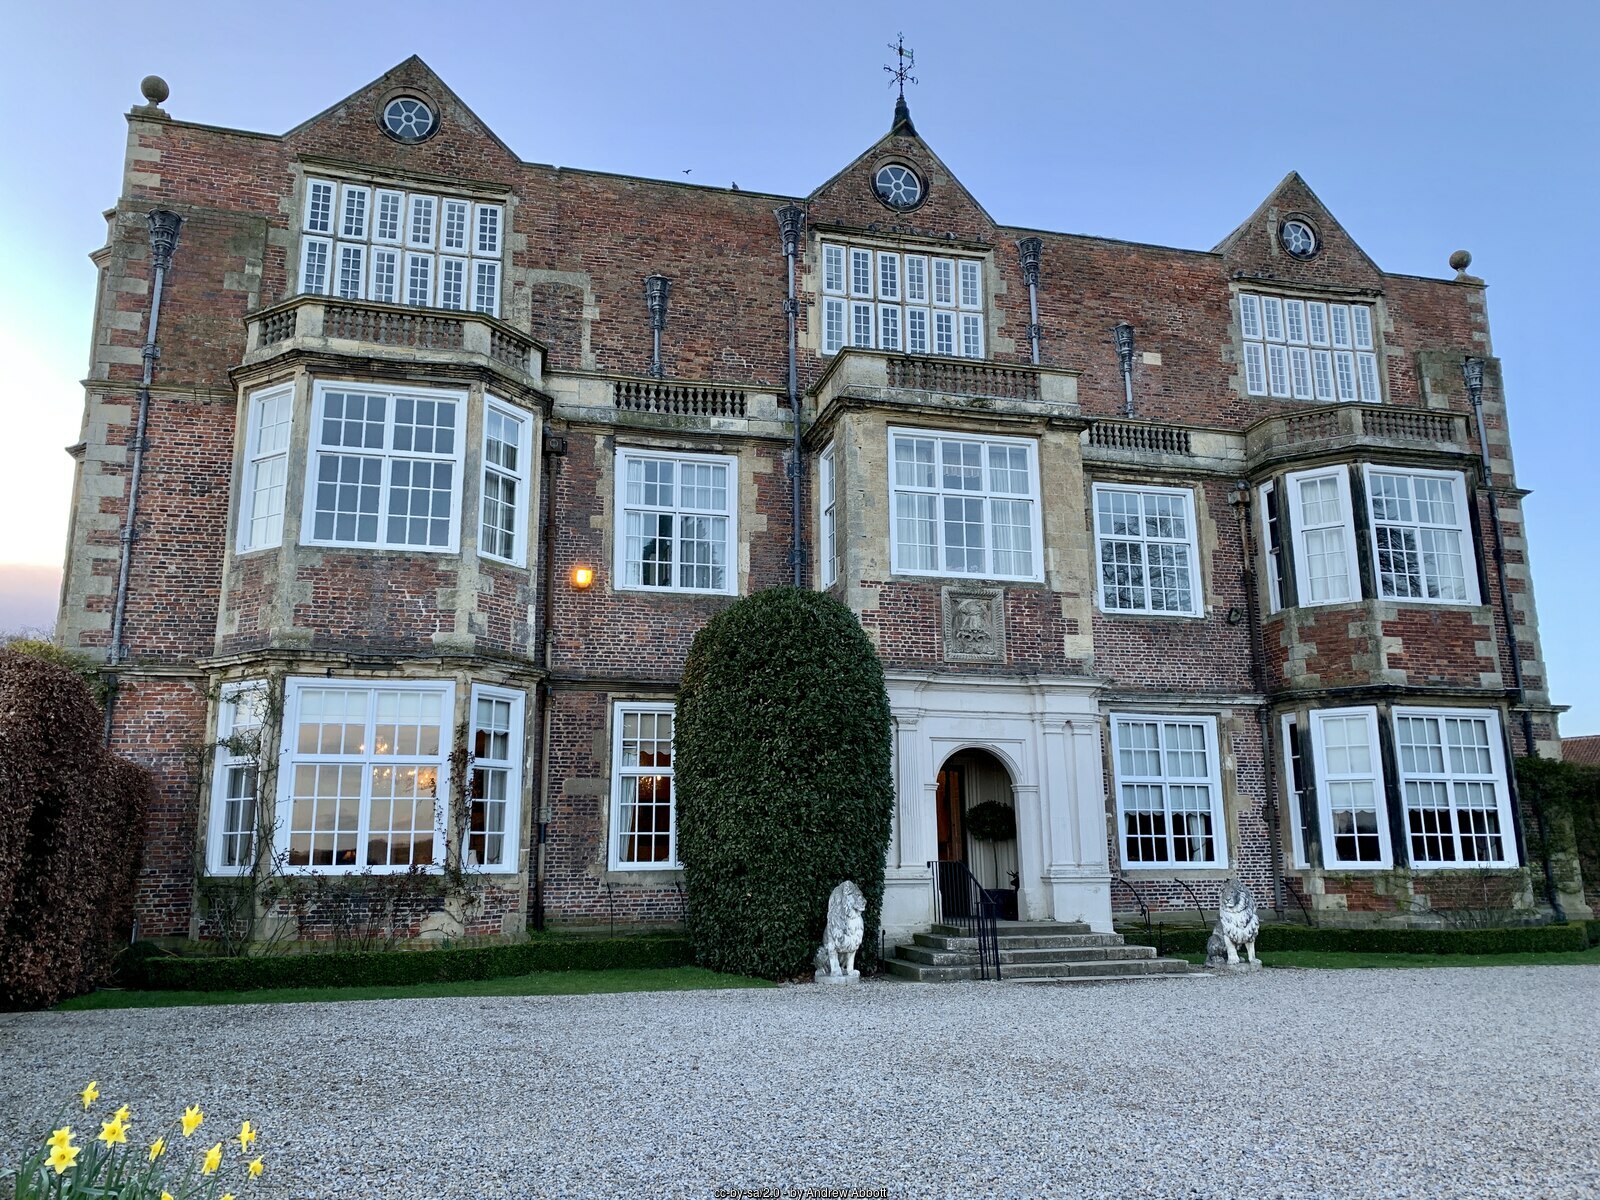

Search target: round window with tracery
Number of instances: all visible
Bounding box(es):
[1280,218,1319,260]
[382,96,437,143]
[874,163,924,211]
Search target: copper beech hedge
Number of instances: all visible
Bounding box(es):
[0,648,153,1009]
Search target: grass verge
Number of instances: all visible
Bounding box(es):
[1175,946,1600,969]
[56,966,774,1011]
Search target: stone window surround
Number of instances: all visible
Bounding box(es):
[606,698,679,874]
[1090,480,1205,618]
[1228,283,1391,407]
[611,444,740,596]
[1108,711,1229,871]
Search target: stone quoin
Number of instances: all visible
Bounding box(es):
[54,56,1588,945]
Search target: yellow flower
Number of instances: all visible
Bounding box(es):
[113,1104,131,1123]
[97,1118,128,1147]
[202,1142,223,1175]
[148,1136,166,1161]
[46,1127,72,1150]
[236,1119,257,1151]
[48,1141,80,1174]
[80,1081,99,1109]
[222,1195,236,1200]
[247,1156,264,1178]
[162,1193,174,1200]
[181,1105,204,1136]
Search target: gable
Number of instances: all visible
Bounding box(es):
[1214,172,1384,291]
[805,102,996,244]
[282,56,522,186]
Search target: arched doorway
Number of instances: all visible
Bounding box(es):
[935,748,1019,919]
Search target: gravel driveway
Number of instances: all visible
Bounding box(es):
[2,966,1596,1199]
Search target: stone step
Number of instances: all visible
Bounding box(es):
[934,928,1094,947]
[913,931,1126,952]
[883,955,1194,984]
[895,943,1159,968]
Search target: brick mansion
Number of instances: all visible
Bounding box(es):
[54,57,1589,944]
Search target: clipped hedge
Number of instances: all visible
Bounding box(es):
[0,648,152,1009]
[119,935,694,993]
[1120,921,1590,958]
[675,588,894,980]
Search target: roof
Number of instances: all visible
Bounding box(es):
[1562,735,1600,766]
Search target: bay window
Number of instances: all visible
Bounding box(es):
[238,384,293,552]
[888,429,1041,581]
[1308,707,1391,868]
[1364,467,1477,604]
[1284,466,1360,605]
[468,685,525,871]
[207,682,269,874]
[819,444,838,587]
[1111,714,1226,868]
[480,397,530,566]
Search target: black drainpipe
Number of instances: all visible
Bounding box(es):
[1463,357,1564,922]
[104,209,182,746]
[1230,483,1284,918]
[776,205,806,587]
[532,431,566,932]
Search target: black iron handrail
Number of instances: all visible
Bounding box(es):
[1111,873,1159,954]
[1174,877,1210,928]
[1282,876,1316,927]
[928,859,1002,981]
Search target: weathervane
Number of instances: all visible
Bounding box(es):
[884,34,917,97]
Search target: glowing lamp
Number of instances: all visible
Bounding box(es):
[571,565,595,590]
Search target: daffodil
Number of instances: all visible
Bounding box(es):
[202,1141,223,1175]
[46,1126,72,1150]
[148,1135,166,1161]
[113,1103,131,1123]
[222,1194,236,1200]
[161,1193,175,1200]
[237,1119,257,1151]
[181,1105,204,1136]
[247,1156,264,1178]
[80,1081,99,1109]
[97,1117,128,1147]
[48,1141,80,1174]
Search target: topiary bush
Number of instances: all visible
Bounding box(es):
[0,648,152,1009]
[675,587,893,980]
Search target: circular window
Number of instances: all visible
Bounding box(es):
[874,163,924,211]
[1280,218,1319,260]
[382,96,437,143]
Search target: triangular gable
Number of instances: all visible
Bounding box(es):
[283,55,522,182]
[1214,171,1384,289]
[805,101,997,242]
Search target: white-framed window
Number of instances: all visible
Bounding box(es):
[1111,714,1227,868]
[820,241,985,359]
[480,396,530,566]
[1093,483,1201,616]
[1308,707,1392,868]
[468,685,524,872]
[1364,467,1478,605]
[297,178,503,316]
[1280,713,1311,869]
[302,381,465,552]
[206,681,270,875]
[888,428,1041,581]
[614,448,737,594]
[278,678,453,873]
[239,384,293,552]
[819,444,839,588]
[1284,466,1360,606]
[610,702,677,870]
[1239,292,1379,402]
[1393,707,1516,868]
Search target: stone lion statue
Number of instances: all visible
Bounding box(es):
[814,880,867,982]
[1205,880,1261,967]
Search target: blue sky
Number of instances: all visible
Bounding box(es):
[1,0,1596,730]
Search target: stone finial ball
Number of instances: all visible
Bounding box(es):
[140,75,170,105]
[1449,249,1472,272]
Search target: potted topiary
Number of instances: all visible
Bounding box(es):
[963,800,1019,920]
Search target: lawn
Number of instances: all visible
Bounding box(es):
[55,966,774,1010]
[1175,946,1600,969]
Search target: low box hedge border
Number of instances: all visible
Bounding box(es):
[1119,921,1591,958]
[117,935,694,993]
